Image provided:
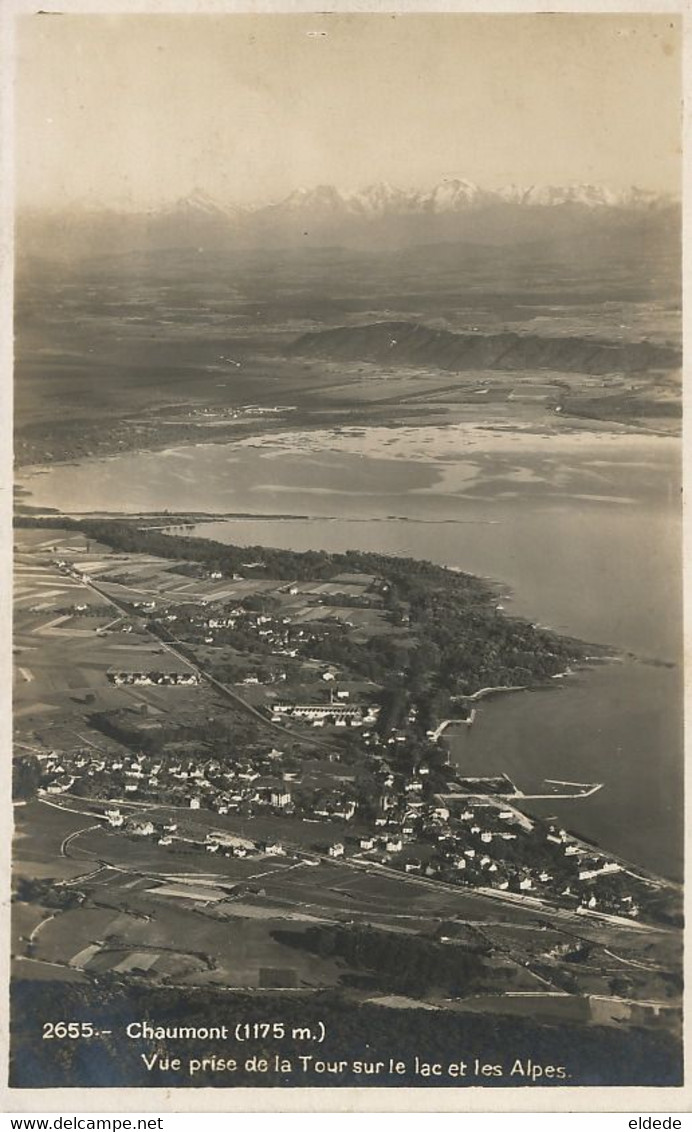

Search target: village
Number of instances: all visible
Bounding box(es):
[11,521,670,926]
[11,521,683,1041]
[32,732,663,923]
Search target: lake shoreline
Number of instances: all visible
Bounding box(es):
[12,427,683,880]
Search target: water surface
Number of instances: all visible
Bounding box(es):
[18,425,683,877]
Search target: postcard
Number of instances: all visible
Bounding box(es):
[3,2,686,1112]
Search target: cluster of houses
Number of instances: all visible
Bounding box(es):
[36,722,641,914]
[105,811,288,860]
[319,761,643,919]
[33,740,339,825]
[107,670,200,687]
[168,604,336,655]
[53,552,389,733]
[312,788,358,822]
[40,748,103,796]
[36,733,644,919]
[33,742,292,808]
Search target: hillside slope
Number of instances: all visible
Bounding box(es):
[289,321,681,376]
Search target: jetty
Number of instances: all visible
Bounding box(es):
[427,712,476,742]
[502,780,603,801]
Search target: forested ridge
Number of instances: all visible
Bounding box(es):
[16,516,590,697]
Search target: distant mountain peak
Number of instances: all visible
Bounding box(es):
[262,178,673,220]
[276,184,349,213]
[169,188,225,214]
[350,181,413,212]
[18,177,678,259]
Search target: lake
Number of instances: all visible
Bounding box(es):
[17,423,683,878]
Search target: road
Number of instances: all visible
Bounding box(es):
[39,793,672,938]
[60,822,101,858]
[63,565,681,897]
[79,572,334,753]
[28,913,56,943]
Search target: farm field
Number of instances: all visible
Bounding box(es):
[12,776,683,1019]
[14,800,102,861]
[13,529,256,756]
[11,514,683,1035]
[26,796,678,953]
[16,877,346,989]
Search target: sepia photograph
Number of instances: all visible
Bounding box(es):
[6,6,685,1099]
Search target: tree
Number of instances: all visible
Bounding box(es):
[376,685,408,736]
[13,755,41,801]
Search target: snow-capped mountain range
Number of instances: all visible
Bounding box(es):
[19,178,678,259]
[163,178,671,220]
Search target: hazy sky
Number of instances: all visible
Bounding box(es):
[16,13,682,211]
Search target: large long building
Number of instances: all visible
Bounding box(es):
[270,702,378,727]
